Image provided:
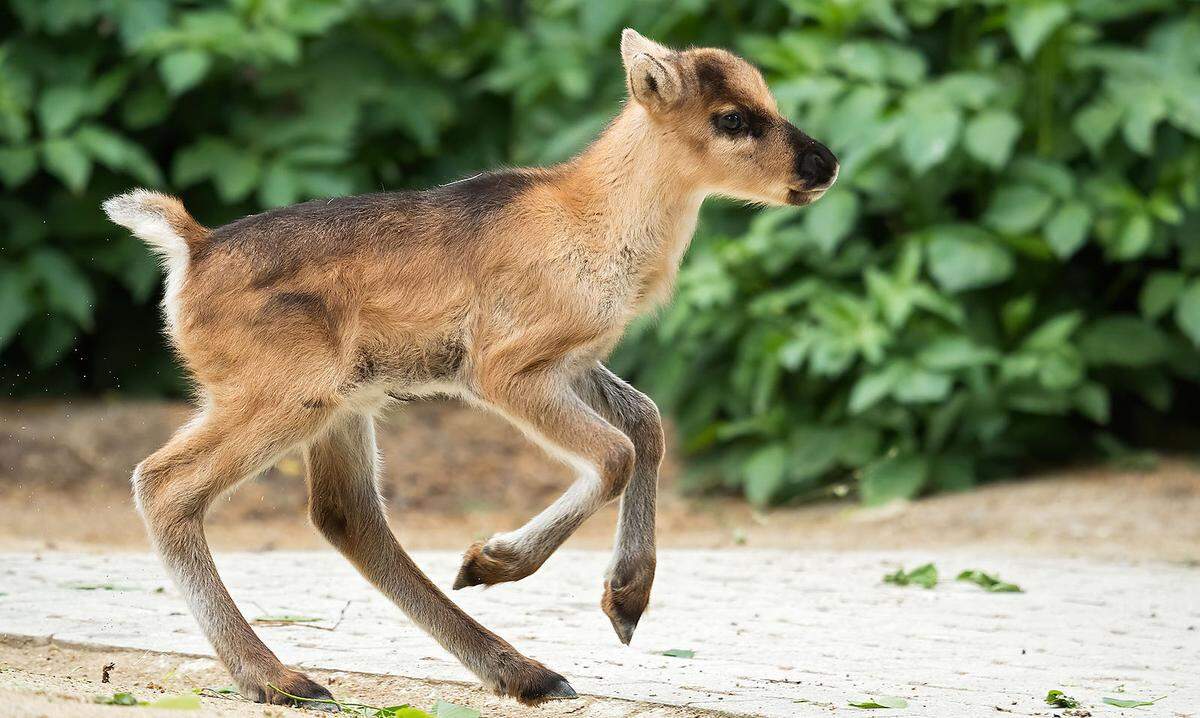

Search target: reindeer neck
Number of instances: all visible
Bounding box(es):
[555,104,706,305]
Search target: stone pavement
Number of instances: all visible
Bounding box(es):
[1,550,1197,716]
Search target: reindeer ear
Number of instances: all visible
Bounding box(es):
[620,29,681,112]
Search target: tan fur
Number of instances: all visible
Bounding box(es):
[105,29,837,705]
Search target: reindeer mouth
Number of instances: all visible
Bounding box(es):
[786,187,827,206]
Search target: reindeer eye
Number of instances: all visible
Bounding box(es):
[717,112,744,133]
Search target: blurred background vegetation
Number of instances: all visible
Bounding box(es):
[1,0,1198,505]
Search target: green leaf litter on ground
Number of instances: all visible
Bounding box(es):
[883,563,938,589]
[1102,695,1165,708]
[94,693,199,709]
[432,700,481,718]
[1045,690,1079,708]
[956,569,1022,592]
[265,684,480,717]
[849,695,908,709]
[64,582,138,591]
[660,648,695,658]
[96,692,141,706]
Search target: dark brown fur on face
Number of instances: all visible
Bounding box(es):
[102,28,836,706]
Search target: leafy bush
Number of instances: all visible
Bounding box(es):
[2,1,1198,504]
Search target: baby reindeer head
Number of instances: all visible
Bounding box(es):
[621,29,838,206]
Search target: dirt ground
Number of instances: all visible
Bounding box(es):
[2,399,1199,560]
[2,399,1200,717]
[0,636,729,717]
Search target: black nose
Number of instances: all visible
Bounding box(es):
[797,142,838,187]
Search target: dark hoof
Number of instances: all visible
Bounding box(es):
[453,539,535,589]
[607,610,639,645]
[452,541,487,589]
[543,678,578,700]
[484,654,579,706]
[257,673,338,710]
[513,668,578,705]
[602,574,652,645]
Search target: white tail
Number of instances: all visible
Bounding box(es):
[103,189,206,333]
[103,189,190,265]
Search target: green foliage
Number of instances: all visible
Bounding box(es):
[611,0,1200,505]
[2,2,1199,504]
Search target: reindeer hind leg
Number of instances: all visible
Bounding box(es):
[306,411,576,704]
[134,400,336,707]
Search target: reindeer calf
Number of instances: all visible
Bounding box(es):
[104,29,837,706]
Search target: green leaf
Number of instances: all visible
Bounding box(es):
[1074,382,1110,424]
[860,452,927,506]
[956,569,1022,593]
[0,146,38,187]
[27,249,94,329]
[925,225,1015,293]
[883,563,937,589]
[1073,99,1122,155]
[1101,696,1164,709]
[1123,96,1165,155]
[37,84,89,135]
[1044,690,1079,709]
[1023,311,1083,350]
[159,50,211,95]
[442,0,476,25]
[1079,316,1169,367]
[75,124,128,168]
[1112,214,1153,259]
[0,269,32,349]
[849,364,903,414]
[95,692,142,706]
[917,337,999,371]
[902,106,961,173]
[660,648,695,658]
[849,695,908,709]
[892,367,952,404]
[41,137,92,192]
[803,191,859,252]
[146,694,202,710]
[1044,201,1092,259]
[1173,279,1200,346]
[1140,272,1185,320]
[260,161,301,207]
[984,185,1055,235]
[963,110,1021,169]
[743,444,787,507]
[213,152,261,202]
[431,699,480,718]
[1007,2,1070,60]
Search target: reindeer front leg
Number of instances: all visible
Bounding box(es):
[576,363,663,644]
[454,364,636,591]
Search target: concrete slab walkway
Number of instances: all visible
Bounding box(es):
[2,550,1197,716]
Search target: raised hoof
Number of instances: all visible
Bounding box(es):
[452,540,488,589]
[453,539,533,589]
[251,672,338,710]
[607,609,639,645]
[602,575,652,645]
